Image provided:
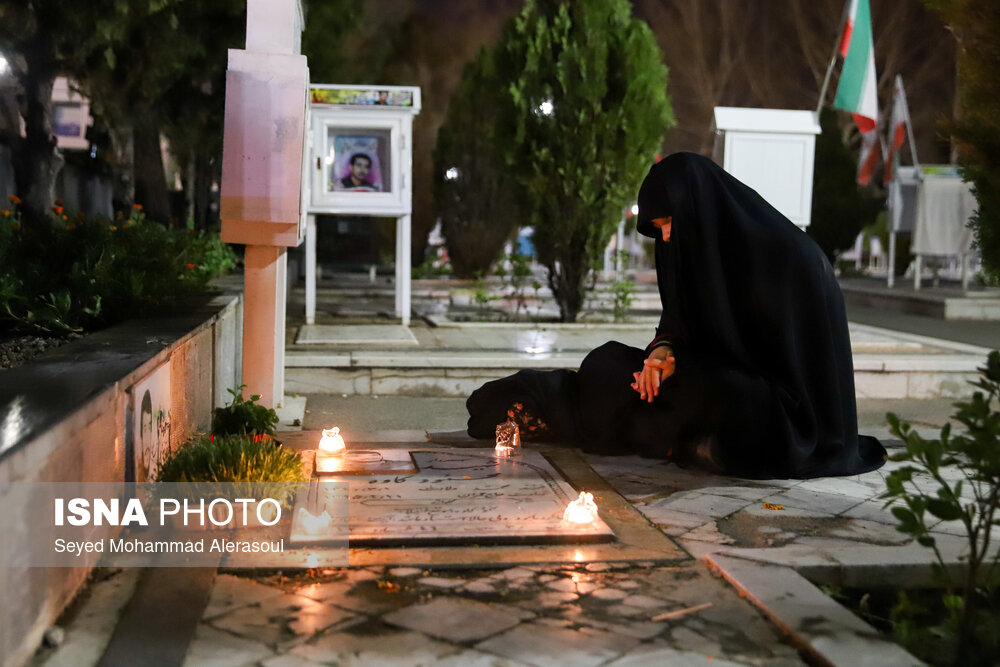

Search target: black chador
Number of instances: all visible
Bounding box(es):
[467,152,885,479]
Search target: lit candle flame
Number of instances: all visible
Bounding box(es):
[563,491,598,524]
[318,427,346,455]
[295,507,332,536]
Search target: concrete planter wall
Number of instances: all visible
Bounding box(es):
[0,292,242,667]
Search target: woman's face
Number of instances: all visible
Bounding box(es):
[652,216,672,242]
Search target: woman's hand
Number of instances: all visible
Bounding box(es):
[631,346,675,403]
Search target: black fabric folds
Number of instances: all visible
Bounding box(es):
[467,152,885,479]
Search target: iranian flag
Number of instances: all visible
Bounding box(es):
[857,127,882,186]
[834,0,878,133]
[884,75,912,183]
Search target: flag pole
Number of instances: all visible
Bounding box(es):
[815,0,852,114]
[897,75,921,173]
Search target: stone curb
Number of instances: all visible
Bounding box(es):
[704,554,924,667]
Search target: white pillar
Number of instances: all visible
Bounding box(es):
[887,231,896,288]
[305,213,316,325]
[396,215,411,325]
[914,254,922,291]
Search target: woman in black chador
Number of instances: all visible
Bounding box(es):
[466,152,886,479]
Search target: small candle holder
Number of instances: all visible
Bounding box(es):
[495,419,521,457]
[563,491,599,525]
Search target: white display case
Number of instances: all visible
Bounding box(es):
[712,107,821,229]
[303,85,422,325]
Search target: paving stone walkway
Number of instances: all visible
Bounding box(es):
[184,561,804,667]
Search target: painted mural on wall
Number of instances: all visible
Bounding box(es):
[132,363,172,482]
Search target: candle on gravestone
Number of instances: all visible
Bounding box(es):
[294,507,332,536]
[495,419,521,457]
[318,427,346,455]
[563,491,599,524]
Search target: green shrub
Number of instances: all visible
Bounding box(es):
[155,434,305,507]
[211,386,279,438]
[433,47,518,279]
[0,203,237,334]
[922,2,1000,282]
[496,250,534,320]
[611,279,635,322]
[495,0,673,321]
[882,350,1000,665]
[807,108,883,262]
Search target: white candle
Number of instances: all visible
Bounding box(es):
[296,508,332,535]
[563,491,599,524]
[318,427,346,455]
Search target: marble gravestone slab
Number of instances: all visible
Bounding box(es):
[290,449,614,547]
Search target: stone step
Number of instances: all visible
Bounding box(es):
[285,322,990,399]
[841,281,1000,320]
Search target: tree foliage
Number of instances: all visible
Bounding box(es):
[433,48,517,278]
[495,0,673,322]
[922,0,1000,282]
[808,108,883,261]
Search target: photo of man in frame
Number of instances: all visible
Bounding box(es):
[330,135,385,193]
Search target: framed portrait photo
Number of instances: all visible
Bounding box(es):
[328,132,390,193]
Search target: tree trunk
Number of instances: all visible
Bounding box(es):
[194,152,216,228]
[550,258,585,323]
[109,123,134,213]
[184,148,196,228]
[133,116,171,224]
[14,63,62,224]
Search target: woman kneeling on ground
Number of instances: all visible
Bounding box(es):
[466,152,885,480]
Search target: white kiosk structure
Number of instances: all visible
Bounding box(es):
[303,85,421,326]
[712,107,822,229]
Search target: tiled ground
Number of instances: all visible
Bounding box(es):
[185,563,805,667]
[172,444,990,667]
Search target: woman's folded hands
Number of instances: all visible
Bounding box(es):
[631,347,675,402]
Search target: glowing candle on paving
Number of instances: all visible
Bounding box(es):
[295,507,332,535]
[563,491,599,524]
[318,427,346,455]
[291,507,334,543]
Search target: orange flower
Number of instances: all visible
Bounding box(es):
[110,225,118,231]
[1,209,9,216]
[54,198,63,206]
[185,263,195,269]
[53,205,63,214]
[65,225,73,231]
[133,204,143,211]
[8,194,21,204]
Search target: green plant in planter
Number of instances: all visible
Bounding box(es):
[212,386,279,437]
[155,434,305,507]
[882,349,1000,665]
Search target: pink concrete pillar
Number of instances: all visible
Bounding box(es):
[242,245,287,407]
[219,0,306,408]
